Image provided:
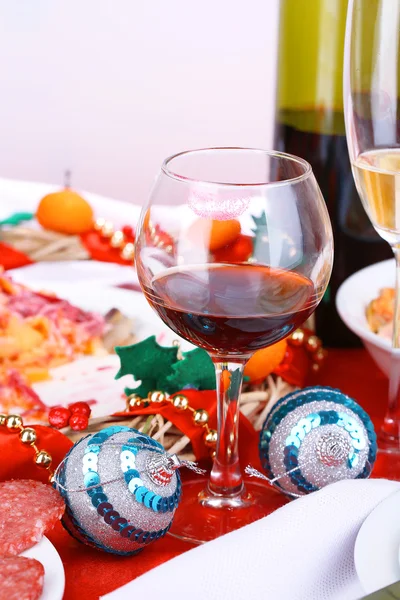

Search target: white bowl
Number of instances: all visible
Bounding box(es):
[336,258,398,377]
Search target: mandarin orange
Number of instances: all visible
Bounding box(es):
[37,188,93,234]
[188,218,241,251]
[244,340,287,383]
[213,234,253,262]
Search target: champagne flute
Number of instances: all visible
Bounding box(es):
[135,148,333,543]
[344,0,400,475]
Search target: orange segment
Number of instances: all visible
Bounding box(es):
[244,340,288,383]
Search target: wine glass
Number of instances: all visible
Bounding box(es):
[135,148,333,544]
[344,0,400,477]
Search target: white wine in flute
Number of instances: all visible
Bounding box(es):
[352,149,400,245]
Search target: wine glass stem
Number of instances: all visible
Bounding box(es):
[381,245,400,448]
[208,359,246,497]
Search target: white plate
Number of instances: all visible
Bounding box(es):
[22,536,65,600]
[354,488,400,594]
[9,260,139,289]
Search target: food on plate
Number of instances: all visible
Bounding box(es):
[0,479,65,557]
[0,272,106,383]
[0,556,45,600]
[366,287,394,339]
[0,371,48,423]
[102,308,136,351]
[0,271,137,421]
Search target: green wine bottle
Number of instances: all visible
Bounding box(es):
[274,0,392,347]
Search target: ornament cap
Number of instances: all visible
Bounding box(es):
[146,453,180,486]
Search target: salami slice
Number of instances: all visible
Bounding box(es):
[0,480,65,556]
[0,556,44,600]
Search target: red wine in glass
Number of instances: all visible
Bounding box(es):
[144,263,317,355]
[135,147,333,544]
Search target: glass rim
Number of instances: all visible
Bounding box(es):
[161,147,313,187]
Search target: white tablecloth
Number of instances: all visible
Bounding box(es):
[102,479,400,600]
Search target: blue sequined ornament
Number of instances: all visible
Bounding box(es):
[54,426,181,555]
[259,386,377,497]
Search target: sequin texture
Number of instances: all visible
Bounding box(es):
[259,386,377,497]
[54,426,180,555]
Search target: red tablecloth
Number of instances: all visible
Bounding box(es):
[41,348,388,600]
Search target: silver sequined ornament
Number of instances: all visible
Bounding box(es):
[54,426,181,555]
[259,386,377,497]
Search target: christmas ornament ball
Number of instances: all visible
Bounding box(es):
[259,386,377,497]
[54,426,181,555]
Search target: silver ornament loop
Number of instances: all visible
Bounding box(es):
[316,432,352,467]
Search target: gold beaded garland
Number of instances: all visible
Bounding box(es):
[20,427,37,445]
[306,335,321,353]
[171,395,189,410]
[101,221,114,238]
[0,414,54,478]
[94,217,106,231]
[94,216,133,261]
[193,409,209,426]
[94,215,174,263]
[289,329,305,346]
[126,394,142,410]
[110,231,125,248]
[125,390,217,455]
[6,414,23,430]
[288,328,326,372]
[121,242,135,261]
[314,348,327,364]
[204,429,218,446]
[35,450,52,469]
[148,391,166,403]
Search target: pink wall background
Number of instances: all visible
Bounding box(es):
[0,0,280,203]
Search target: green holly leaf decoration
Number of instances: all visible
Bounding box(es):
[0,212,35,227]
[166,348,216,391]
[115,335,179,398]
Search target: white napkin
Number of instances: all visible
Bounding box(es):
[101,479,400,600]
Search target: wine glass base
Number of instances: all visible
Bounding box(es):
[168,478,288,545]
[373,447,400,480]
